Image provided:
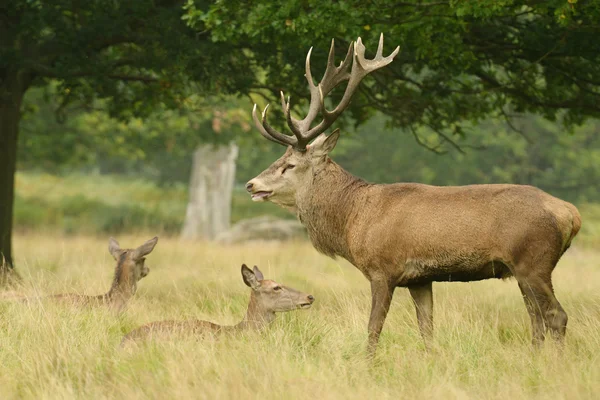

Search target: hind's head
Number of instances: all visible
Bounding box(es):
[108,237,158,284]
[241,264,314,313]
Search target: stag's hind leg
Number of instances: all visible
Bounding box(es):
[518,279,548,346]
[517,273,567,345]
[542,280,568,342]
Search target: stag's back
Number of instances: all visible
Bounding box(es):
[336,182,580,280]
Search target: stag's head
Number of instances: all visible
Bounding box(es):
[246,34,399,209]
[241,264,315,312]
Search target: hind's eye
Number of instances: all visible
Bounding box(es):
[273,286,282,291]
[282,164,295,174]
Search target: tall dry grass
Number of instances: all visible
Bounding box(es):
[1,233,599,399]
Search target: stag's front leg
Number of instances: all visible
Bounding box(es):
[408,282,433,349]
[367,278,395,358]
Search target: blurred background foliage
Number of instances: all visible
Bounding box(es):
[14,81,600,239]
[4,0,600,243]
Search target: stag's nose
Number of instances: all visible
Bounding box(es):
[245,181,254,193]
[307,295,315,303]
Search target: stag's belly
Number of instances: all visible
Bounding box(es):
[399,256,513,286]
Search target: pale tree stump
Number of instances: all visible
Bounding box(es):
[181,143,238,240]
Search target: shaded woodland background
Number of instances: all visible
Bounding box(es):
[3,0,600,268]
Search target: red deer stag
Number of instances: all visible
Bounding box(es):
[245,34,581,355]
[121,264,314,345]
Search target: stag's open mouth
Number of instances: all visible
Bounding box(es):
[251,191,272,201]
[298,303,312,309]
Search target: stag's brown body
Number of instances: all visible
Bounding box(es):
[300,162,580,284]
[246,34,581,355]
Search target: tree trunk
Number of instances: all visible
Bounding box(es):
[0,75,24,278]
[181,142,238,240]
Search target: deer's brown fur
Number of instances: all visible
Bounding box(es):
[3,237,158,312]
[246,35,582,355]
[121,264,314,345]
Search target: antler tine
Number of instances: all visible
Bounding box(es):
[261,104,299,146]
[280,91,303,137]
[319,40,354,96]
[304,47,316,89]
[354,37,366,69]
[289,45,324,143]
[280,91,287,111]
[327,39,336,71]
[376,32,384,58]
[252,104,297,147]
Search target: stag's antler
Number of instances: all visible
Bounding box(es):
[253,33,399,150]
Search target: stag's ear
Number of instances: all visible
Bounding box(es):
[308,129,340,158]
[242,264,260,290]
[132,237,158,260]
[252,265,264,281]
[108,237,122,260]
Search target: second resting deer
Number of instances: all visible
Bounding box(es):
[121,264,315,345]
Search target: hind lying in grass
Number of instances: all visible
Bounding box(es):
[2,236,158,312]
[121,264,314,345]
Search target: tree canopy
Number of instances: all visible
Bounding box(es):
[186,0,600,149]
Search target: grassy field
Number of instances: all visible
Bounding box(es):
[1,234,599,399]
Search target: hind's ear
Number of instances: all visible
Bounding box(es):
[132,237,158,260]
[252,265,264,281]
[108,237,121,260]
[241,264,260,290]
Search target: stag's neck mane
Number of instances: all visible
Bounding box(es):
[296,159,370,261]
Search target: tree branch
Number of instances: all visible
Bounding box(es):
[500,108,532,143]
[409,125,446,154]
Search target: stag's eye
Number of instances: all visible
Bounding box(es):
[282,164,295,174]
[273,286,282,291]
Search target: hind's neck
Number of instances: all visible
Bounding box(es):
[229,292,276,331]
[103,260,136,308]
